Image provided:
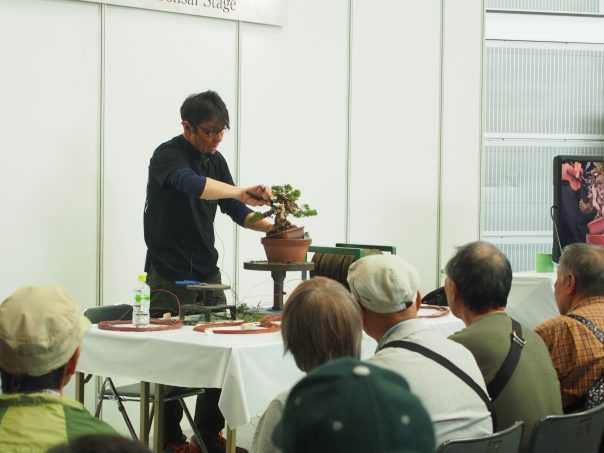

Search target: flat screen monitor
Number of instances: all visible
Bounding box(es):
[553,155,604,262]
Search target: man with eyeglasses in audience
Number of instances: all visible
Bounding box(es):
[144,90,273,453]
[536,243,604,413]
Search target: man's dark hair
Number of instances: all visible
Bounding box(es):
[47,434,151,453]
[445,241,512,313]
[559,243,604,298]
[180,90,230,129]
[0,365,65,394]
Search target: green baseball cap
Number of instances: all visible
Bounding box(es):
[272,357,435,453]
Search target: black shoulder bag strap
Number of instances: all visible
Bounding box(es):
[380,340,497,431]
[487,318,525,401]
[567,314,604,344]
[566,314,604,409]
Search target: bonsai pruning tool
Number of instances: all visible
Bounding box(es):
[245,186,277,206]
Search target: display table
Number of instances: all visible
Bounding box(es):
[76,311,463,452]
[76,325,303,452]
[505,272,559,330]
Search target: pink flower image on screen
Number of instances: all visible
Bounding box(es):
[562,162,584,191]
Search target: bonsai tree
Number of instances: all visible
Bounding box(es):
[249,184,317,235]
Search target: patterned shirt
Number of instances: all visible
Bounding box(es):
[535,296,604,412]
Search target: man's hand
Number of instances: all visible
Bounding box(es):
[241,185,273,206]
[245,213,274,232]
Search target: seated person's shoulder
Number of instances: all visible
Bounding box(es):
[403,329,482,370]
[61,399,117,436]
[448,316,514,364]
[535,315,574,339]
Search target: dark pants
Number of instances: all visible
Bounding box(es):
[163,387,224,444]
[147,265,227,445]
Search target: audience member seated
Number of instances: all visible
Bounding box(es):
[0,285,117,452]
[251,276,363,453]
[443,240,562,452]
[346,254,493,446]
[272,357,435,453]
[536,243,604,413]
[47,434,151,453]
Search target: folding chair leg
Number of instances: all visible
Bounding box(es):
[147,404,155,439]
[94,377,109,418]
[180,399,209,453]
[106,378,139,442]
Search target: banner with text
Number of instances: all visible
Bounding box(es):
[73,0,287,26]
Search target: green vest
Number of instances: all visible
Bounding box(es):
[0,393,117,452]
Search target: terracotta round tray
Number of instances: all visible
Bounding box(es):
[418,304,450,318]
[98,319,183,332]
[193,314,282,334]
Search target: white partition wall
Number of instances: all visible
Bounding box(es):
[102,6,239,305]
[0,0,100,306]
[440,0,484,278]
[237,0,351,305]
[349,0,443,293]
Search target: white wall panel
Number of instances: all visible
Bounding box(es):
[349,0,442,295]
[103,6,238,305]
[0,0,100,306]
[440,0,484,281]
[238,0,350,307]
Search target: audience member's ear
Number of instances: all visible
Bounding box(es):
[446,279,459,304]
[566,273,577,294]
[61,347,81,390]
[415,291,422,310]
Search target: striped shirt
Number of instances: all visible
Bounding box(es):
[535,296,604,412]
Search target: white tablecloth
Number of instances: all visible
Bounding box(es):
[77,311,464,428]
[505,272,559,330]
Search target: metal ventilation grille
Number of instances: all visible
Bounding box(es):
[486,0,600,13]
[482,145,604,271]
[482,145,552,232]
[481,145,604,233]
[488,241,554,272]
[484,47,604,136]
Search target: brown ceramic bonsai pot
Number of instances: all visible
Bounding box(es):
[266,226,305,240]
[261,237,312,263]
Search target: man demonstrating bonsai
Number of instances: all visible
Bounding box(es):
[144,90,273,453]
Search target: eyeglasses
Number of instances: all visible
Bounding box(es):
[197,126,229,138]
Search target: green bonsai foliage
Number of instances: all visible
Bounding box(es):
[249,184,317,233]
[235,303,266,322]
